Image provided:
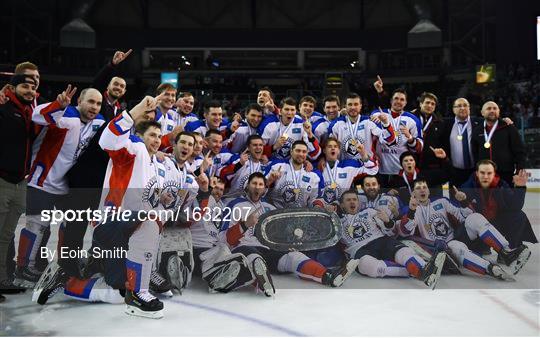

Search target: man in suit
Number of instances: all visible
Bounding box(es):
[442,98,479,194]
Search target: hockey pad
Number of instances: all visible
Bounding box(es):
[255,208,340,251]
[202,253,255,293]
[157,227,194,292]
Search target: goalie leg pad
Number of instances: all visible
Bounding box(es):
[202,253,254,293]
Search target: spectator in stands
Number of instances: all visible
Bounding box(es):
[461,160,537,248]
[471,101,526,185]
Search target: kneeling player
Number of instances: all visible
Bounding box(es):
[339,190,445,288]
[400,179,530,280]
[222,172,359,297]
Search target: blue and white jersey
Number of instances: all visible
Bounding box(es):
[226,121,259,154]
[156,107,198,134]
[369,109,423,175]
[339,208,386,257]
[259,115,321,160]
[318,159,378,204]
[329,115,395,160]
[264,159,322,208]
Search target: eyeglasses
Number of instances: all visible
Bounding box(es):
[453,104,469,108]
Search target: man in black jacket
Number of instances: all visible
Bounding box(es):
[0,75,37,298]
[411,92,445,170]
[461,160,537,249]
[471,101,526,186]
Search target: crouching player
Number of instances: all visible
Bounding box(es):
[400,178,531,280]
[339,190,446,288]
[222,172,359,297]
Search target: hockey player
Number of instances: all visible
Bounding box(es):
[226,104,264,153]
[371,77,423,184]
[257,87,279,116]
[298,95,323,123]
[260,97,321,161]
[329,93,395,160]
[202,129,235,179]
[264,141,322,208]
[185,100,228,137]
[14,86,105,288]
[219,135,269,200]
[312,95,342,143]
[222,172,360,296]
[339,190,445,288]
[32,95,176,318]
[186,132,204,174]
[314,138,378,206]
[400,178,531,280]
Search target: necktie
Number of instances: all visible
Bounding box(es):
[459,121,471,169]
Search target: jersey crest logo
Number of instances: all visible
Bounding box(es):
[158,169,165,177]
[302,176,310,182]
[434,203,443,210]
[93,124,100,131]
[338,173,347,179]
[292,128,301,134]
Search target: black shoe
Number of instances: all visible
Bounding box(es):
[421,251,446,289]
[322,259,360,287]
[0,279,26,294]
[32,260,68,305]
[82,254,105,279]
[149,271,172,294]
[13,266,42,288]
[125,290,164,319]
[497,245,531,275]
[252,257,275,297]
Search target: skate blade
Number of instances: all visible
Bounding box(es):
[32,261,59,303]
[426,252,446,290]
[510,248,531,275]
[125,305,164,319]
[253,259,274,297]
[333,259,360,287]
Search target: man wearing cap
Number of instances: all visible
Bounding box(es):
[0,75,38,301]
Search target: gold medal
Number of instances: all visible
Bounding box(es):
[282,133,288,139]
[457,135,463,141]
[484,142,491,149]
[330,182,337,189]
[350,139,357,146]
[293,188,300,195]
[394,130,399,137]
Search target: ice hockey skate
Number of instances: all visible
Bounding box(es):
[421,251,446,290]
[497,244,531,275]
[322,259,360,287]
[32,260,67,305]
[125,290,164,319]
[252,257,275,297]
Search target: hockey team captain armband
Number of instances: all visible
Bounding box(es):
[254,208,341,251]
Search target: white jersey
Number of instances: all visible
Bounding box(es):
[186,155,203,174]
[339,208,388,257]
[184,119,229,137]
[190,196,224,249]
[153,157,199,223]
[226,121,259,153]
[98,111,157,212]
[260,115,321,160]
[328,115,395,160]
[312,116,337,143]
[206,150,234,178]
[401,198,473,241]
[370,109,423,175]
[221,197,276,249]
[358,193,401,220]
[318,159,378,204]
[28,102,105,195]
[264,160,321,208]
[219,156,268,198]
[156,108,198,135]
